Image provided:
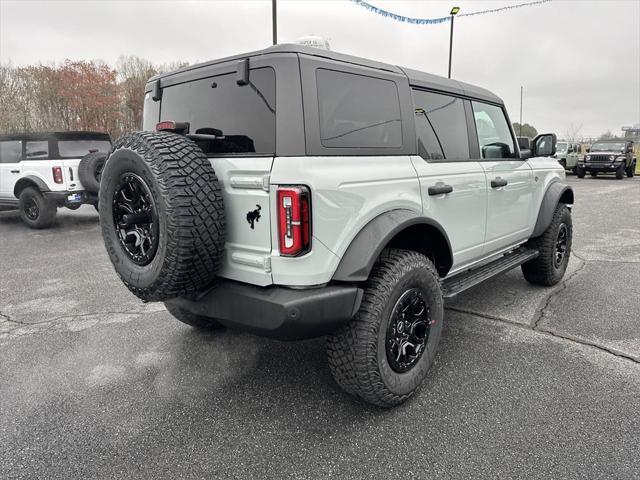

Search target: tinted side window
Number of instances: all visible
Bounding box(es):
[0,141,22,163]
[316,69,402,148]
[471,101,515,159]
[412,90,469,160]
[414,108,444,160]
[58,140,112,158]
[25,141,49,160]
[160,67,276,155]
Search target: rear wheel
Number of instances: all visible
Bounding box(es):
[327,249,444,407]
[99,132,225,302]
[18,187,57,229]
[559,159,566,170]
[165,302,225,331]
[522,204,572,286]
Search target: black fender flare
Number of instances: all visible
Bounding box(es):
[531,180,574,238]
[13,175,50,198]
[332,209,453,282]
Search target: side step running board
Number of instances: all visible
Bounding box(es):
[441,248,539,299]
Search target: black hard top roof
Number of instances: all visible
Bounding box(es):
[0,131,111,142]
[148,44,503,105]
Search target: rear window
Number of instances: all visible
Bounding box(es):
[58,140,112,158]
[316,69,402,149]
[159,67,276,155]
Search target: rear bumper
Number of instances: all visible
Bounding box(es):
[166,281,363,340]
[43,190,98,206]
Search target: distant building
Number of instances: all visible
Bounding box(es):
[622,124,640,141]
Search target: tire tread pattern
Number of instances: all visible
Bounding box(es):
[327,249,441,407]
[521,204,572,286]
[99,132,225,301]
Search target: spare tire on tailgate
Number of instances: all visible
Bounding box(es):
[98,131,225,302]
[78,151,107,193]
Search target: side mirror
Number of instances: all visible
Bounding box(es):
[482,142,511,159]
[532,133,557,157]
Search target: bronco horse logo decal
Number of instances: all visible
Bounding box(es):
[246,205,262,229]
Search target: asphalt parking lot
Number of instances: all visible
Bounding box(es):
[1,176,639,479]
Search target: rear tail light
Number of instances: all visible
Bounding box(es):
[277,186,311,256]
[52,166,63,184]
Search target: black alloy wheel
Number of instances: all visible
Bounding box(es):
[112,173,159,266]
[24,196,39,220]
[554,223,568,269]
[386,288,432,373]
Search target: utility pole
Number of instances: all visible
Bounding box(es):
[448,7,460,79]
[519,86,523,136]
[272,0,277,45]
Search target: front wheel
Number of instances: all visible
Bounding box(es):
[522,204,572,286]
[575,166,585,178]
[625,162,635,178]
[615,163,625,180]
[590,171,598,177]
[327,249,444,408]
[18,187,57,229]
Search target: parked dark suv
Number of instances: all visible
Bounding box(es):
[576,139,636,179]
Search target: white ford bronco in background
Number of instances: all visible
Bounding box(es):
[98,45,574,407]
[0,131,112,228]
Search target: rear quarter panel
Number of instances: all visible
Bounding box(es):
[269,156,422,286]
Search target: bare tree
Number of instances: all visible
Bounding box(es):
[564,123,583,142]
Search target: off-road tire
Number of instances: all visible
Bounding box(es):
[18,187,57,229]
[521,204,572,286]
[559,159,566,170]
[78,152,108,193]
[625,162,635,178]
[99,131,225,302]
[590,171,598,177]
[327,249,444,408]
[575,166,585,178]
[165,302,225,330]
[615,163,625,179]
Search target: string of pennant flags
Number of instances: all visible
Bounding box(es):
[350,0,553,25]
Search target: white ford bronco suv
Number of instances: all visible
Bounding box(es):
[0,131,112,228]
[98,45,573,407]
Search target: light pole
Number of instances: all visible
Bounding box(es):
[448,7,460,79]
[519,86,523,136]
[272,0,277,45]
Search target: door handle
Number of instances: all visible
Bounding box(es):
[491,177,508,188]
[10,170,20,174]
[428,183,453,196]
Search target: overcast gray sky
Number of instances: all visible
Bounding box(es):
[1,0,639,138]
